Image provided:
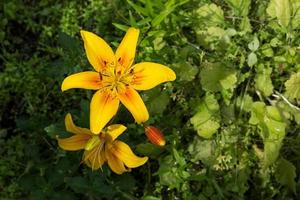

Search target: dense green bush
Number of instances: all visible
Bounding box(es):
[1,0,299,199]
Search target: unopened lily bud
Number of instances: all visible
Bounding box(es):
[145,126,166,146]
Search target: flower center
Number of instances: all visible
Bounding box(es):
[99,64,134,94]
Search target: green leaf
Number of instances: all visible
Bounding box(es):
[225,0,251,16]
[200,62,237,92]
[127,0,149,16]
[65,177,90,193]
[190,94,220,138]
[142,196,161,200]
[136,143,164,158]
[255,64,274,96]
[144,88,170,115]
[173,62,198,82]
[285,70,300,99]
[291,0,300,29]
[196,4,224,27]
[240,17,252,32]
[248,37,259,51]
[188,137,214,165]
[151,0,188,27]
[250,102,287,168]
[44,123,69,139]
[112,23,129,32]
[276,158,296,194]
[247,52,257,67]
[267,0,291,28]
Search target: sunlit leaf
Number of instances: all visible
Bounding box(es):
[190,94,220,138]
[250,102,286,169]
[285,70,300,99]
[255,64,274,96]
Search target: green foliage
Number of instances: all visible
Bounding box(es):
[250,102,286,169]
[285,70,300,99]
[190,94,220,138]
[276,158,296,194]
[1,0,300,199]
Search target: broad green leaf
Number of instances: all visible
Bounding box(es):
[291,0,300,29]
[188,137,214,165]
[255,64,274,96]
[285,70,300,99]
[173,62,198,82]
[250,102,286,168]
[190,94,220,138]
[267,0,291,28]
[196,4,224,27]
[247,52,257,67]
[200,62,237,92]
[144,88,170,115]
[276,158,296,194]
[225,0,251,16]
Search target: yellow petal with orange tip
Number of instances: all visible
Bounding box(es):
[80,30,115,72]
[118,87,149,123]
[106,124,127,142]
[90,90,120,134]
[64,113,92,135]
[105,145,128,174]
[57,134,91,151]
[115,27,140,69]
[145,126,166,146]
[131,62,176,90]
[61,71,102,92]
[110,141,148,168]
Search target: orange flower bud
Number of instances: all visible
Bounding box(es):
[145,126,166,146]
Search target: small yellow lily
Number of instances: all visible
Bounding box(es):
[61,28,176,134]
[57,113,148,174]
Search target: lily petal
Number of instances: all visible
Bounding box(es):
[118,87,149,123]
[131,62,176,90]
[61,71,102,92]
[83,145,106,170]
[115,28,139,69]
[90,90,119,134]
[105,145,128,174]
[111,141,148,168]
[58,134,90,151]
[81,30,115,72]
[65,113,92,135]
[106,124,127,142]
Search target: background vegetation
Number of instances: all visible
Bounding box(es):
[1,0,300,199]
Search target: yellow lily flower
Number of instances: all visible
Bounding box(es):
[61,28,176,134]
[57,113,148,174]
